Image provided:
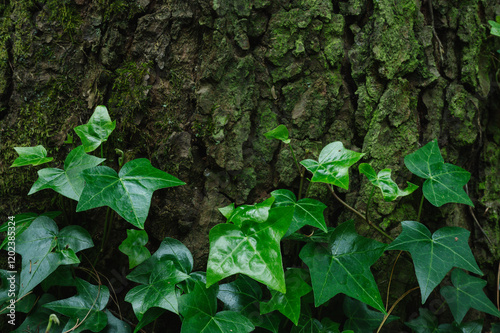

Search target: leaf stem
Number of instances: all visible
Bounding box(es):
[376,286,419,333]
[327,185,394,242]
[417,193,424,221]
[289,142,305,199]
[366,186,375,224]
[385,251,403,311]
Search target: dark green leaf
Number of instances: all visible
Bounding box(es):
[404,140,473,207]
[11,145,53,167]
[405,308,482,333]
[271,189,327,236]
[260,268,312,325]
[343,297,398,333]
[74,105,116,153]
[207,206,294,293]
[76,159,185,229]
[300,142,365,189]
[264,125,291,144]
[119,229,151,269]
[300,220,387,311]
[133,308,166,333]
[102,310,132,333]
[42,266,76,291]
[440,269,500,323]
[219,197,275,227]
[179,278,218,319]
[387,221,482,303]
[358,163,418,201]
[291,314,333,333]
[181,311,255,333]
[13,294,69,333]
[29,146,105,201]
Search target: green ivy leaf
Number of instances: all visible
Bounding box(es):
[271,189,327,236]
[76,159,185,229]
[387,221,482,303]
[29,146,105,201]
[42,266,76,291]
[489,20,500,37]
[179,277,218,319]
[358,163,418,201]
[300,142,365,189]
[218,275,281,333]
[219,197,275,227]
[264,124,291,144]
[291,314,339,333]
[133,308,165,333]
[119,229,151,269]
[102,310,132,333]
[440,269,500,324]
[343,297,398,333]
[74,105,116,153]
[125,259,190,320]
[404,140,473,207]
[10,145,53,167]
[405,308,483,333]
[16,216,93,298]
[0,212,60,250]
[260,268,312,325]
[43,278,109,333]
[207,206,294,293]
[127,237,193,284]
[13,294,69,333]
[299,220,386,312]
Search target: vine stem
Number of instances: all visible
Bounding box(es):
[417,193,424,221]
[327,185,394,242]
[376,286,419,333]
[386,250,403,311]
[288,142,305,199]
[366,186,375,224]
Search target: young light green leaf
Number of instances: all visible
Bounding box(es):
[343,297,398,333]
[264,124,291,144]
[16,216,93,298]
[404,140,473,207]
[10,145,53,167]
[29,146,105,201]
[387,221,482,303]
[300,142,365,189]
[76,159,185,229]
[260,268,312,325]
[0,212,60,250]
[299,220,387,312]
[13,294,69,333]
[119,229,151,269]
[440,269,500,324]
[207,206,294,293]
[358,163,418,201]
[43,278,109,333]
[489,20,500,37]
[271,189,327,236]
[125,259,190,320]
[74,105,116,152]
[219,197,275,227]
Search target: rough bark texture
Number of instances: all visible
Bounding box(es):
[1,0,500,330]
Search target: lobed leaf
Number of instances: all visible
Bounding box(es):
[119,229,151,269]
[74,105,116,153]
[405,308,483,333]
[11,145,53,167]
[13,294,69,333]
[0,212,60,250]
[181,311,255,333]
[343,297,398,333]
[358,163,418,201]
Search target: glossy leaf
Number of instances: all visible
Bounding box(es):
[16,216,93,298]
[299,220,387,311]
[179,277,218,319]
[29,146,105,201]
[127,237,193,284]
[11,145,53,167]
[207,206,294,293]
[218,275,281,332]
[119,229,151,269]
[404,140,473,207]
[102,310,132,333]
[76,159,185,229]
[358,163,418,201]
[271,189,327,236]
[74,105,116,152]
[181,311,255,333]
[343,297,398,333]
[13,294,69,333]
[387,221,482,303]
[291,314,339,333]
[300,142,365,189]
[489,20,500,37]
[43,278,109,333]
[260,268,312,325]
[440,269,500,323]
[405,308,483,333]
[219,197,275,227]
[125,259,189,320]
[0,212,60,250]
[264,124,291,144]
[133,308,165,333]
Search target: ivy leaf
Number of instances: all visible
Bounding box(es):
[218,275,282,333]
[358,163,418,201]
[133,308,165,333]
[299,220,387,312]
[343,297,398,333]
[300,142,365,189]
[76,159,185,229]
[260,268,312,325]
[74,105,116,153]
[291,314,340,333]
[179,277,218,319]
[119,229,151,269]
[207,206,294,293]
[387,221,482,303]
[0,212,60,250]
[29,146,105,201]
[16,216,93,298]
[489,20,500,37]
[125,259,190,320]
[219,197,275,227]
[13,294,69,333]
[127,237,193,284]
[404,140,473,207]
[264,124,291,144]
[440,269,500,324]
[271,189,327,236]
[405,308,483,333]
[102,310,132,333]
[10,145,53,167]
[43,278,109,333]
